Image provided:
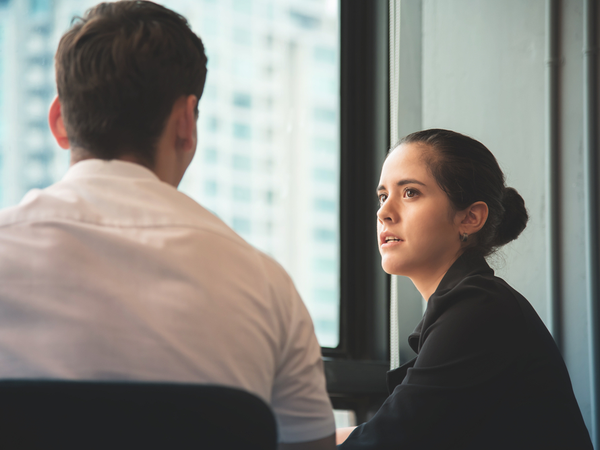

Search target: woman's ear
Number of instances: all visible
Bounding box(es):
[459,201,489,235]
[48,96,70,149]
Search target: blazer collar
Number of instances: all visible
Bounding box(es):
[407,251,494,353]
[431,251,493,298]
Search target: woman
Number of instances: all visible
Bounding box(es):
[337,129,592,449]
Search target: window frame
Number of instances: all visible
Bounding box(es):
[322,0,391,422]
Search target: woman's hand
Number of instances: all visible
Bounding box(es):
[336,427,356,445]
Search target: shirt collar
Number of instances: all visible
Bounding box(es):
[62,159,159,182]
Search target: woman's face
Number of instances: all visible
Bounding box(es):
[377,143,463,278]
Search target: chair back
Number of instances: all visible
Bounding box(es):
[0,380,277,450]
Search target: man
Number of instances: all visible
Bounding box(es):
[0,2,335,449]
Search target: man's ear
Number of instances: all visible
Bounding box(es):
[459,201,489,235]
[48,96,70,149]
[175,95,198,153]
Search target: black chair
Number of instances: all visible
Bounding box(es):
[0,380,277,450]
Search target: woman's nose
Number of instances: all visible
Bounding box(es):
[377,199,396,223]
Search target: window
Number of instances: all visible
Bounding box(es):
[29,0,51,15]
[313,137,336,153]
[314,107,337,123]
[1,0,343,350]
[265,190,274,204]
[232,154,251,171]
[323,0,390,423]
[180,0,342,348]
[232,217,251,235]
[289,10,321,29]
[232,123,251,139]
[314,228,336,242]
[232,186,251,202]
[204,180,217,196]
[232,0,251,14]
[233,28,251,46]
[314,258,336,273]
[1,0,391,426]
[313,168,336,183]
[206,117,219,132]
[314,198,336,212]
[314,46,336,64]
[233,92,252,108]
[204,147,218,163]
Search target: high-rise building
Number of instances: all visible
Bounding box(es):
[0,0,63,208]
[178,0,340,347]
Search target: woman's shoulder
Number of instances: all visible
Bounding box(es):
[421,268,554,361]
[429,252,523,312]
[418,253,547,353]
[430,270,525,323]
[413,271,527,379]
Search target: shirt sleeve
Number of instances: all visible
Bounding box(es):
[269,275,335,444]
[339,282,523,450]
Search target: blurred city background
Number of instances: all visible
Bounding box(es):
[0,0,341,347]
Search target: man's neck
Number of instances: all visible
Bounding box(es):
[70,150,149,169]
[69,149,184,187]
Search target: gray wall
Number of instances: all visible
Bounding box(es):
[393,0,599,439]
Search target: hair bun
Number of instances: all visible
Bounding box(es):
[493,187,528,247]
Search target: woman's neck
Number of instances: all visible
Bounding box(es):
[410,251,464,301]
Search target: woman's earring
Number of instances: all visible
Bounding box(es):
[461,233,469,243]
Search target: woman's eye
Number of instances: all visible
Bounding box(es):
[378,193,388,205]
[404,188,419,198]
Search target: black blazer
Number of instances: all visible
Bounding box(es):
[339,252,592,450]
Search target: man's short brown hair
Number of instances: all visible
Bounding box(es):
[55,1,207,168]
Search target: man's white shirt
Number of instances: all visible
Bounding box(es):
[0,159,334,443]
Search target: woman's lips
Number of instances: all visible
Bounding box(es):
[379,232,404,247]
[381,239,403,248]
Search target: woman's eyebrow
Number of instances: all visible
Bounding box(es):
[397,178,426,187]
[377,179,425,192]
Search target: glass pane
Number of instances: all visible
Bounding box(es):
[0,0,341,348]
[334,410,357,428]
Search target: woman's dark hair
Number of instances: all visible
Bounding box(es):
[396,129,528,256]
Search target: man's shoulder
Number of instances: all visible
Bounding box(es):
[0,173,293,284]
[0,169,216,233]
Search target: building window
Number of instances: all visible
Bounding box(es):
[314,46,336,64]
[204,147,218,164]
[314,228,336,242]
[313,137,337,154]
[314,198,336,212]
[234,28,251,45]
[233,0,251,14]
[232,154,251,170]
[313,168,336,183]
[289,10,320,29]
[205,180,217,196]
[207,117,219,132]
[233,186,251,202]
[314,107,337,123]
[314,258,337,273]
[233,92,252,108]
[233,123,251,139]
[232,217,251,234]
